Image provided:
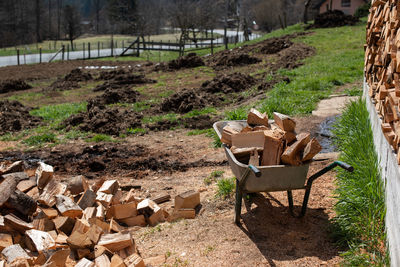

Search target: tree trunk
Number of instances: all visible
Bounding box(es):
[48,0,51,39]
[35,0,41,43]
[330,0,333,10]
[303,0,311,24]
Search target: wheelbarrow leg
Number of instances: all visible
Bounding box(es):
[234,178,243,224]
[287,190,295,217]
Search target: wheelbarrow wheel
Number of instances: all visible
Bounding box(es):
[234,179,243,224]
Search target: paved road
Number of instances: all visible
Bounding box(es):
[0,30,261,68]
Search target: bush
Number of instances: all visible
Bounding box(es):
[332,99,388,265]
[354,3,371,18]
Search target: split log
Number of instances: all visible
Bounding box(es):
[66,231,93,249]
[32,217,55,232]
[96,204,106,219]
[273,112,296,132]
[53,216,76,235]
[43,249,70,267]
[248,148,259,166]
[41,208,58,219]
[112,189,123,205]
[230,146,263,158]
[231,131,265,149]
[109,218,125,233]
[98,180,119,195]
[77,248,93,260]
[0,233,13,252]
[0,176,17,207]
[106,202,137,220]
[16,179,36,193]
[220,122,244,146]
[122,189,136,204]
[118,215,147,227]
[151,193,171,204]
[68,175,89,195]
[36,162,54,189]
[247,108,269,127]
[71,219,90,234]
[95,254,111,267]
[261,129,285,166]
[174,190,200,210]
[302,138,322,162]
[124,254,145,267]
[78,190,97,210]
[1,244,30,264]
[83,207,97,221]
[55,195,83,218]
[97,232,134,252]
[76,258,95,267]
[4,214,33,233]
[86,224,104,244]
[169,209,196,221]
[0,161,24,175]
[143,255,166,267]
[96,192,114,207]
[148,205,165,226]
[110,254,126,267]
[5,189,37,217]
[94,245,113,259]
[281,133,311,166]
[38,180,67,207]
[25,229,56,252]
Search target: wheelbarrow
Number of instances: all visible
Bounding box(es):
[213,120,354,224]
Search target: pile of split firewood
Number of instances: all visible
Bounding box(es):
[220,109,322,166]
[0,160,200,266]
[365,0,400,163]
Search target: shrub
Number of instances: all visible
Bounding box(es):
[216,177,236,199]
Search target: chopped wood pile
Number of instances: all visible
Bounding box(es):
[365,0,400,164]
[220,108,321,166]
[0,161,201,266]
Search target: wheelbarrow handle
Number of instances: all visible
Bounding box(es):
[335,161,354,172]
[248,165,261,177]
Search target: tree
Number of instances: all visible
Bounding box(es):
[63,4,81,49]
[35,0,42,42]
[107,0,137,33]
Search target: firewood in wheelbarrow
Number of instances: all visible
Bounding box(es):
[221,122,244,146]
[261,128,285,166]
[232,131,265,149]
[247,108,269,127]
[302,138,322,162]
[273,112,296,132]
[281,133,311,166]
[248,148,260,166]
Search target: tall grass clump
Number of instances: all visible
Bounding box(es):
[332,99,388,265]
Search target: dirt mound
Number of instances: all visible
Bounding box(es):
[90,88,141,106]
[97,69,127,80]
[160,89,207,113]
[259,38,293,54]
[209,50,261,67]
[276,43,315,70]
[153,53,205,72]
[0,143,226,177]
[201,72,256,94]
[0,100,42,135]
[160,72,256,113]
[0,80,32,94]
[168,53,205,70]
[93,73,156,92]
[47,68,93,91]
[146,115,218,131]
[312,10,359,28]
[62,101,143,136]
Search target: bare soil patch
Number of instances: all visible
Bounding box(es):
[93,71,156,92]
[160,72,257,113]
[0,79,32,94]
[154,53,205,71]
[0,100,42,135]
[62,100,143,136]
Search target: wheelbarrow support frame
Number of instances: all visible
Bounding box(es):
[234,161,353,224]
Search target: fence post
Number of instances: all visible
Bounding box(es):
[62,45,65,60]
[98,42,100,57]
[83,43,85,59]
[67,44,70,60]
[17,49,20,65]
[122,40,124,50]
[111,39,114,57]
[88,43,91,59]
[39,47,42,63]
[211,30,214,55]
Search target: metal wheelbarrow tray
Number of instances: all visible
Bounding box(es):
[213,120,354,224]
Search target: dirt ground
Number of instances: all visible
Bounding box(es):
[0,33,358,266]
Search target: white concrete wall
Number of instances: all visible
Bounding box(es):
[363,81,400,267]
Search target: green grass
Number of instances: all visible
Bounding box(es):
[187,129,212,136]
[30,102,87,125]
[258,21,365,117]
[204,170,225,185]
[126,127,147,135]
[7,92,45,103]
[216,177,236,199]
[224,107,248,120]
[344,86,362,96]
[142,113,178,124]
[331,99,388,266]
[23,133,57,146]
[182,107,217,118]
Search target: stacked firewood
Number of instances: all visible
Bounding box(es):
[0,161,200,266]
[220,108,322,166]
[365,0,400,163]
